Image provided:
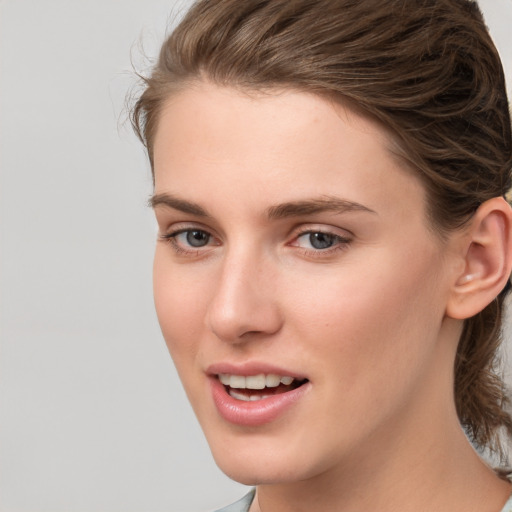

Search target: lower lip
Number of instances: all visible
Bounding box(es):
[209,377,311,427]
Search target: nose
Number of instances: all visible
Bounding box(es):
[206,251,283,344]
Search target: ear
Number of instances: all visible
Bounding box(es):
[446,197,512,320]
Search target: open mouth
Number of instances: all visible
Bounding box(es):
[218,373,308,402]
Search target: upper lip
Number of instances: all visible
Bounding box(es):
[206,361,308,380]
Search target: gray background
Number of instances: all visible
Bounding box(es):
[0,1,511,511]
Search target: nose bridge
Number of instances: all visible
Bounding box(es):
[206,242,281,343]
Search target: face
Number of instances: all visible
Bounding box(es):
[152,83,460,485]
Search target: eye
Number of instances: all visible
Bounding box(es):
[299,232,337,250]
[176,229,211,248]
[159,227,218,255]
[291,230,351,253]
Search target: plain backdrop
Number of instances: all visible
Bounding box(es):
[0,1,511,511]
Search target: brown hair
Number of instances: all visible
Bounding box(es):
[132,0,512,455]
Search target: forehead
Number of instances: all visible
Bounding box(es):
[152,82,427,224]
[154,83,393,155]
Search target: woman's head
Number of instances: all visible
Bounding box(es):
[133,0,512,456]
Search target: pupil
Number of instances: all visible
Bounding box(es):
[310,232,334,249]
[187,230,209,247]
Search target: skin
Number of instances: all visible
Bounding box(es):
[151,83,511,512]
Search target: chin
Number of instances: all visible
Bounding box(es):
[206,429,331,486]
[207,435,280,484]
[214,456,302,486]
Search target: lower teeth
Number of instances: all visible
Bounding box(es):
[229,389,272,401]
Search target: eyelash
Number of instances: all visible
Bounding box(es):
[292,229,352,256]
[159,227,352,258]
[159,228,217,256]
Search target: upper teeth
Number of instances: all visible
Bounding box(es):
[218,374,295,389]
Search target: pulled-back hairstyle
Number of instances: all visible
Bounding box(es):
[132,0,512,455]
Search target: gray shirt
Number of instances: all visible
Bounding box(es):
[214,489,255,512]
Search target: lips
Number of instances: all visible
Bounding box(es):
[207,364,310,426]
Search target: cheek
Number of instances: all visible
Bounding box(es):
[288,244,447,388]
[273,253,448,459]
[152,251,209,363]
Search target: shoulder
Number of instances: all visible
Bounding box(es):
[500,474,512,512]
[502,494,512,512]
[213,489,256,512]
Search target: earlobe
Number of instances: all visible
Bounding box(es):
[446,197,512,320]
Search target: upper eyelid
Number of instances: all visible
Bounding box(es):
[292,230,352,246]
[164,227,217,243]
[291,223,354,239]
[159,221,216,236]
[295,231,351,241]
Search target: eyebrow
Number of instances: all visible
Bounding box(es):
[149,193,376,219]
[149,193,211,217]
[266,196,377,219]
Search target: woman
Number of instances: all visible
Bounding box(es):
[132,0,512,510]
